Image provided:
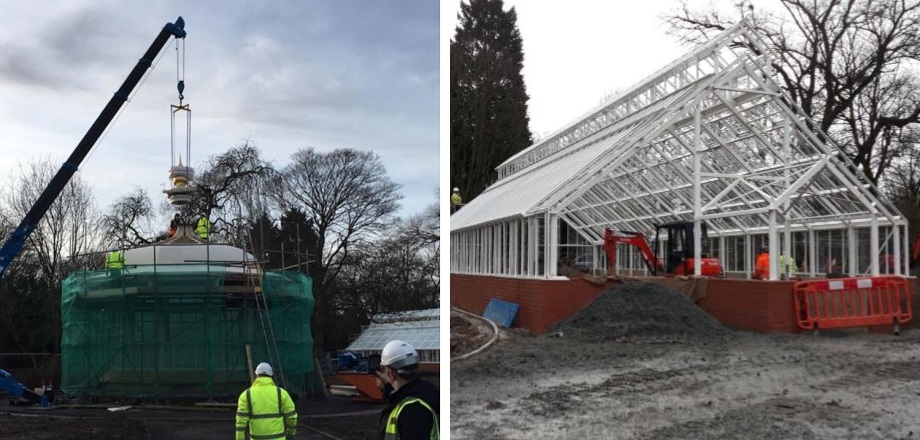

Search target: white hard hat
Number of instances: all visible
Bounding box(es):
[380,340,419,370]
[255,362,273,377]
[452,187,459,192]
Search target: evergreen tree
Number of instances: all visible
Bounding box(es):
[451,0,532,202]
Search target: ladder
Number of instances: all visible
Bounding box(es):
[244,230,286,389]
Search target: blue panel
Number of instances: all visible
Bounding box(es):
[483,298,519,328]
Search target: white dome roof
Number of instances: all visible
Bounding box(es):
[123,244,256,266]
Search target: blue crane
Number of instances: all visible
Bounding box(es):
[0,17,186,404]
[0,17,186,285]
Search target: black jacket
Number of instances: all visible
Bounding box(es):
[377,377,440,440]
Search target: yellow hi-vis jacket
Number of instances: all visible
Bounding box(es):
[450,192,462,205]
[105,251,125,269]
[778,254,798,277]
[236,376,297,440]
[385,397,439,440]
[196,216,210,240]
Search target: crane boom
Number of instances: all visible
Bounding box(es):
[0,17,186,284]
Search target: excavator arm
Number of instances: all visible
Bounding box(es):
[0,17,186,285]
[603,228,663,275]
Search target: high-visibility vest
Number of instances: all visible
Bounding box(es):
[450,192,462,205]
[196,216,210,239]
[235,377,297,440]
[105,251,125,269]
[778,255,798,275]
[384,397,439,440]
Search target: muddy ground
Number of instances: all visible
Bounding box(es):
[452,282,920,439]
[0,395,384,440]
[452,310,495,358]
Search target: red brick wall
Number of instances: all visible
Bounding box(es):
[451,274,919,335]
[452,274,808,334]
[450,274,611,334]
[699,279,799,332]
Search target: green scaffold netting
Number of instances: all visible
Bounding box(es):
[60,265,315,400]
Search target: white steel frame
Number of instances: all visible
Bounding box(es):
[450,22,908,280]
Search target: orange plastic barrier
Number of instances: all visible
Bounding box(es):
[794,276,912,332]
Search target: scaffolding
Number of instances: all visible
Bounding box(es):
[60,262,314,400]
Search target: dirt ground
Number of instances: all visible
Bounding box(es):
[452,281,920,439]
[0,395,385,440]
[452,310,495,357]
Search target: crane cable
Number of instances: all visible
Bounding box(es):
[170,38,191,169]
[176,37,185,103]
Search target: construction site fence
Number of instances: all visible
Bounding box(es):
[60,266,316,400]
[794,276,912,332]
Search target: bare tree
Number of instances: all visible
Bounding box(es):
[188,141,276,243]
[274,147,401,354]
[667,0,920,185]
[403,189,440,246]
[100,142,277,247]
[401,192,440,298]
[102,187,161,248]
[332,211,440,351]
[0,158,102,359]
[3,159,103,285]
[882,126,920,246]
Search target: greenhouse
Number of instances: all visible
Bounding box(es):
[450,22,909,281]
[346,309,440,364]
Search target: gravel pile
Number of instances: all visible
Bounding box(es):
[552,281,730,343]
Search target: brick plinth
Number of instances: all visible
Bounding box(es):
[697,279,799,332]
[450,274,612,334]
[451,274,916,335]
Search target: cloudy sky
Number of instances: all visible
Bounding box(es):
[446,0,705,139]
[0,1,438,219]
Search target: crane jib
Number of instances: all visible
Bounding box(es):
[0,17,187,285]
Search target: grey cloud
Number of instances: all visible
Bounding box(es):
[0,0,439,217]
[0,3,143,91]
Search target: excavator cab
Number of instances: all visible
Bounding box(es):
[655,221,711,274]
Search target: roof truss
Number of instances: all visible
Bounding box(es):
[451,22,904,242]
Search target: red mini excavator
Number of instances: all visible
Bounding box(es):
[604,221,723,277]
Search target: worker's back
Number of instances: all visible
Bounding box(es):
[105,251,125,270]
[778,254,797,278]
[754,252,769,279]
[196,216,210,240]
